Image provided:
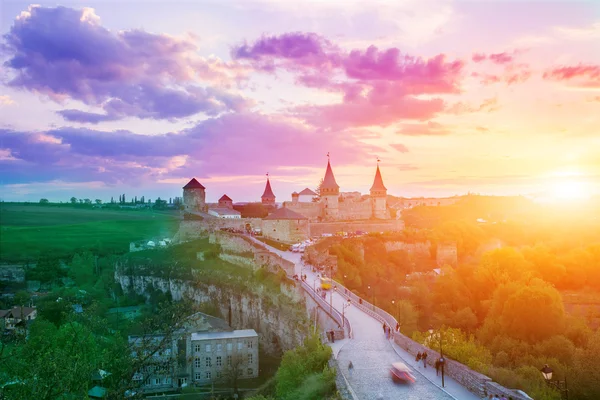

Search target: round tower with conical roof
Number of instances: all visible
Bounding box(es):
[321,156,340,220]
[370,162,387,219]
[183,178,206,212]
[261,175,276,205]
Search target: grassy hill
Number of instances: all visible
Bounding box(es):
[0,204,181,262]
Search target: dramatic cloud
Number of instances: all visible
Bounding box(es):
[390,143,409,153]
[471,52,515,65]
[396,121,450,136]
[2,5,250,122]
[543,64,600,87]
[0,112,382,185]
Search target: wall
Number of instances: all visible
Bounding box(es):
[308,220,404,237]
[283,202,322,220]
[183,188,206,212]
[175,219,263,243]
[262,219,309,244]
[337,200,372,220]
[383,241,431,257]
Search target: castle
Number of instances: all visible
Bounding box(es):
[181,158,403,243]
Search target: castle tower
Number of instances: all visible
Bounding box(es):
[321,156,340,220]
[370,162,387,219]
[291,192,299,205]
[183,178,206,212]
[218,194,233,209]
[261,175,276,205]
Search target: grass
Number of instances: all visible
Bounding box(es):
[0,204,180,262]
[256,237,291,251]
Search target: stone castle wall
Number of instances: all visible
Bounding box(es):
[308,219,404,237]
[384,241,431,257]
[262,219,309,244]
[183,188,206,212]
[283,202,322,220]
[337,200,372,220]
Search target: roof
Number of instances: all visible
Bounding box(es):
[209,207,241,216]
[183,178,205,189]
[88,386,107,398]
[291,192,299,196]
[298,188,317,196]
[0,306,36,319]
[264,207,308,220]
[261,178,276,199]
[219,194,232,201]
[370,165,387,192]
[322,160,339,190]
[191,329,258,341]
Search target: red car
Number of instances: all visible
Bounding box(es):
[390,362,416,383]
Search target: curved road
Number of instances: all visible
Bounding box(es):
[252,241,465,400]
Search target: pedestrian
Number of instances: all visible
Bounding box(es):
[331,330,335,343]
[382,323,386,333]
[422,351,428,368]
[435,359,441,376]
[395,322,400,332]
[416,352,422,362]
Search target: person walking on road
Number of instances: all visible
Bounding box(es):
[416,352,422,363]
[348,360,354,378]
[435,359,441,376]
[422,351,428,368]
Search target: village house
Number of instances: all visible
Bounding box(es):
[0,306,37,332]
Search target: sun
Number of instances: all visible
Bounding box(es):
[550,180,590,202]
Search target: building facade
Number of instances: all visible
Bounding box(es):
[183,178,207,212]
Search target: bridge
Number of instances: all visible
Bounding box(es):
[248,238,480,400]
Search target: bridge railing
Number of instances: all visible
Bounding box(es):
[300,280,352,339]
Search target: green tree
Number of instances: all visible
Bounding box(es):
[70,196,77,204]
[30,256,65,284]
[39,198,49,204]
[95,199,102,204]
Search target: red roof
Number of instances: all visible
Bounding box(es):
[183,178,205,189]
[370,165,387,192]
[322,160,339,190]
[299,188,317,196]
[219,194,232,201]
[261,178,276,200]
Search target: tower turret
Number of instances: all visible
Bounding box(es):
[370,162,387,219]
[261,175,276,205]
[183,178,206,212]
[321,155,340,220]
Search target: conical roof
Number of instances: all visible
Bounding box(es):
[370,165,387,192]
[322,160,339,190]
[183,178,205,189]
[261,178,276,199]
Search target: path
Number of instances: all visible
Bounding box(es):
[248,238,479,400]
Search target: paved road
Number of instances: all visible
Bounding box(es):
[249,242,476,400]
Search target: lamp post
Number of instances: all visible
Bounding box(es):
[392,299,400,332]
[429,327,445,388]
[330,285,337,314]
[541,364,569,400]
[367,285,373,310]
[342,299,351,328]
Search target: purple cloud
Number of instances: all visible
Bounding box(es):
[2,6,249,122]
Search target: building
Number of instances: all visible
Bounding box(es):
[129,313,258,392]
[370,163,388,219]
[0,306,37,332]
[297,188,317,203]
[190,330,259,384]
[218,194,233,209]
[183,178,207,212]
[261,176,276,205]
[208,208,242,219]
[262,207,309,243]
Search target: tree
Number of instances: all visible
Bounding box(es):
[30,256,65,284]
[39,198,49,204]
[122,194,126,204]
[70,197,77,204]
[111,196,114,204]
[84,198,92,205]
[313,178,323,202]
[95,199,102,204]
[135,196,138,204]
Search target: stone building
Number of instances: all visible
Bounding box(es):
[183,178,207,212]
[297,188,317,203]
[262,207,309,243]
[261,176,276,205]
[370,163,388,219]
[218,194,233,209]
[129,313,258,392]
[321,159,340,220]
[208,208,242,219]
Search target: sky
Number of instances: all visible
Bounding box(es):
[0,0,599,203]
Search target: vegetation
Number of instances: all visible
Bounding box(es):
[0,204,180,262]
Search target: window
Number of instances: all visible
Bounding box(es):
[227,343,232,351]
[227,355,232,367]
[216,356,222,367]
[216,343,222,352]
[194,357,201,368]
[247,341,253,349]
[195,372,202,381]
[205,357,212,367]
[248,354,253,364]
[206,371,212,379]
[194,344,201,353]
[153,378,160,385]
[237,342,243,350]
[163,377,171,385]
[247,368,253,376]
[205,344,211,352]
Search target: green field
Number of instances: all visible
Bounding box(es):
[0,204,181,262]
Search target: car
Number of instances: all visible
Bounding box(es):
[390,362,416,383]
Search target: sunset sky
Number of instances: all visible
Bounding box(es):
[1,0,599,203]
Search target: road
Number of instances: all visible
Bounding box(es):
[250,241,477,400]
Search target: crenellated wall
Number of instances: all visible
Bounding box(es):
[308,220,404,237]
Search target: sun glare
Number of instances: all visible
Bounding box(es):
[550,180,590,202]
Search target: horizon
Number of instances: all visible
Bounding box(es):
[1,1,599,204]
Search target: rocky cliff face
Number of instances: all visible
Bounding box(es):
[115,272,308,355]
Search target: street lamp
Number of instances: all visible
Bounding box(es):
[392,299,400,332]
[429,327,445,388]
[367,285,373,309]
[342,299,351,328]
[540,364,569,400]
[330,285,338,314]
